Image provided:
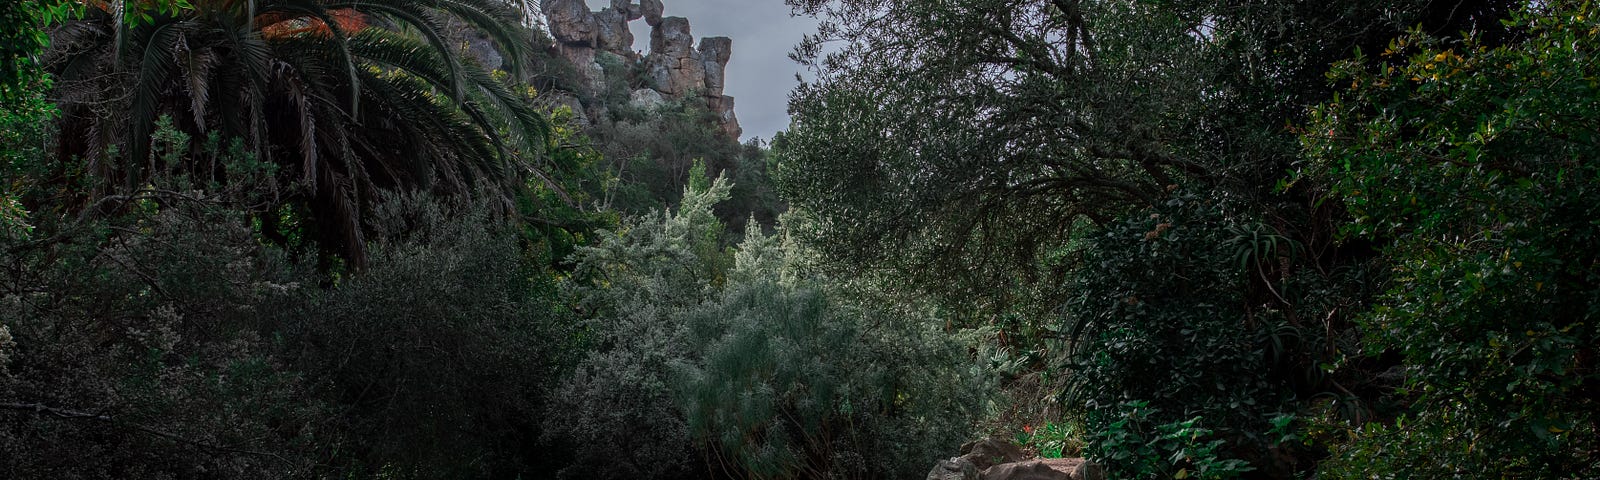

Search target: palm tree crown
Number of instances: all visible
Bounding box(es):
[48,0,555,265]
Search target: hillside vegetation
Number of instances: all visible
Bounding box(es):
[1,0,1595,479]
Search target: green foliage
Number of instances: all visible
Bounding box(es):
[274,192,579,478]
[3,116,582,478]
[0,138,327,476]
[1016,421,1086,459]
[676,231,990,479]
[1062,197,1285,472]
[550,178,988,479]
[1306,2,1600,476]
[776,0,1243,329]
[582,89,778,235]
[0,81,49,239]
[0,0,71,90]
[0,0,60,240]
[776,2,1529,477]
[544,178,736,480]
[1091,402,1254,480]
[46,0,551,264]
[519,107,615,269]
[674,280,862,478]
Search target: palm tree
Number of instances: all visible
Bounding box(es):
[46,0,559,265]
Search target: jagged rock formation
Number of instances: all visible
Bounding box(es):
[539,0,741,138]
[641,0,664,26]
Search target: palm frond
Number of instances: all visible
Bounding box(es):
[332,1,466,98]
[128,20,183,185]
[44,0,566,267]
[259,0,363,113]
[430,0,532,75]
[175,32,219,132]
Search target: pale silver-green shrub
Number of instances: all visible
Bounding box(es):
[549,175,991,479]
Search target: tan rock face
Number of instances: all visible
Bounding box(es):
[650,17,696,58]
[594,7,633,55]
[647,54,704,96]
[540,0,742,139]
[1072,460,1106,480]
[647,17,703,95]
[542,0,596,46]
[699,36,732,97]
[444,18,503,71]
[712,95,740,138]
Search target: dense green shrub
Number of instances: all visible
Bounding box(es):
[0,170,327,478]
[0,0,58,240]
[1063,193,1373,477]
[548,176,989,479]
[542,177,733,480]
[269,192,582,477]
[674,223,989,479]
[1091,401,1255,480]
[2,118,585,478]
[1307,2,1600,476]
[584,91,777,234]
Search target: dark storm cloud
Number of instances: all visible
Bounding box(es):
[586,0,818,142]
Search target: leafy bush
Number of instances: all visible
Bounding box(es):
[542,177,734,480]
[1091,401,1254,480]
[1062,192,1369,477]
[271,192,581,478]
[675,229,990,479]
[2,117,585,478]
[1306,2,1600,476]
[548,177,990,479]
[1016,421,1087,459]
[0,168,326,478]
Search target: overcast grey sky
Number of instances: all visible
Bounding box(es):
[585,0,818,142]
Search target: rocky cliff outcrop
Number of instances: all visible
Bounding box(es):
[539,0,741,138]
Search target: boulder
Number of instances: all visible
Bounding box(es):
[648,55,704,96]
[927,439,1103,480]
[542,0,596,47]
[641,0,664,26]
[959,438,1028,470]
[556,44,596,78]
[698,36,732,64]
[1073,460,1106,480]
[552,95,590,127]
[629,88,666,110]
[926,457,981,480]
[981,460,1072,480]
